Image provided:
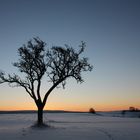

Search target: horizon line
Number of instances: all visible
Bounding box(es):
[0,109,128,112]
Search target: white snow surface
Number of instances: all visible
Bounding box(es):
[0,113,140,140]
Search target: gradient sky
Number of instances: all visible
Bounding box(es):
[0,0,140,111]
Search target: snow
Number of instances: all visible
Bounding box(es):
[0,113,140,140]
[99,111,140,118]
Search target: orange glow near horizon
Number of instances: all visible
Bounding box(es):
[0,88,140,112]
[0,102,140,112]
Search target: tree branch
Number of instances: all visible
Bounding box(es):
[37,79,42,102]
[0,72,35,99]
[42,77,67,107]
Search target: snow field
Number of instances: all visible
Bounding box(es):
[0,113,140,140]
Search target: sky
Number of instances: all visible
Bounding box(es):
[0,0,140,111]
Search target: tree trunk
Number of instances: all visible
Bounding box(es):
[37,107,43,125]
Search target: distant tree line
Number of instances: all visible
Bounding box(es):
[122,107,140,115]
[129,107,139,112]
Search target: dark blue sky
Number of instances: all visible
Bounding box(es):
[0,0,140,111]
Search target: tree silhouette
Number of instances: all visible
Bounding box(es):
[89,108,96,114]
[0,37,93,126]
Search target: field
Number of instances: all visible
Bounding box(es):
[0,112,140,140]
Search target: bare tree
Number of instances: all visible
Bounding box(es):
[0,37,93,126]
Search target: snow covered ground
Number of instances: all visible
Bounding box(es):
[0,112,140,140]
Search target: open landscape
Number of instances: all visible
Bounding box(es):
[0,0,140,140]
[0,112,140,140]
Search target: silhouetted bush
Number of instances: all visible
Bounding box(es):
[89,108,96,114]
